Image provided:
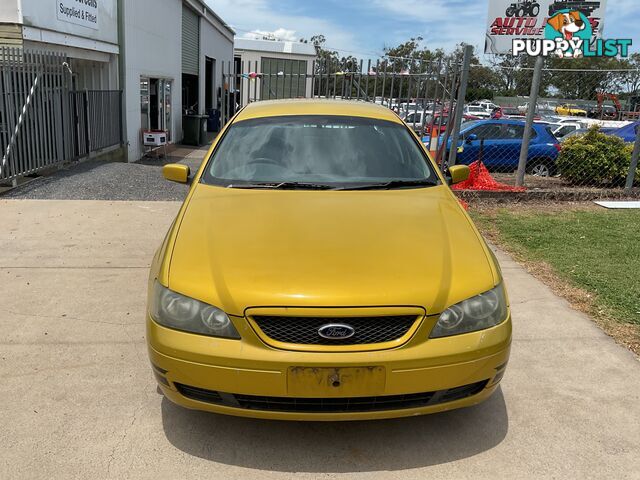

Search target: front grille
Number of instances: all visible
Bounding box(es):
[174,380,488,413]
[252,315,418,345]
[175,384,223,404]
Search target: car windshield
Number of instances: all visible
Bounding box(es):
[459,120,483,131]
[202,115,438,189]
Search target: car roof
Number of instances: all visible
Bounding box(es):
[465,118,525,126]
[233,99,403,124]
[463,118,553,132]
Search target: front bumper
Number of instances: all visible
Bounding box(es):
[148,313,511,421]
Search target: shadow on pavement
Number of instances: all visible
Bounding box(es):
[161,388,508,473]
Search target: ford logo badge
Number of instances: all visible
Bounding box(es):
[318,323,355,340]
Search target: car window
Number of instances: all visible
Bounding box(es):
[501,124,525,139]
[556,125,575,136]
[202,115,438,187]
[468,123,502,140]
[460,120,483,132]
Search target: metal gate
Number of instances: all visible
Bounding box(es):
[221,57,465,166]
[0,47,122,184]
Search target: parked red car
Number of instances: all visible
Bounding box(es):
[491,106,541,121]
[425,112,480,134]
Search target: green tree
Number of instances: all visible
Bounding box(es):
[445,43,501,101]
[545,56,628,100]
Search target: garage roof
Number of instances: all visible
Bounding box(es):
[234,38,317,57]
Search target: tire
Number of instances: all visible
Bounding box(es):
[529,159,553,177]
[530,4,540,16]
[517,7,525,17]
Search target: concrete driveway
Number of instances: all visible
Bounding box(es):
[1,199,639,479]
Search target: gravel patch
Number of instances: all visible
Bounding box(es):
[2,154,206,201]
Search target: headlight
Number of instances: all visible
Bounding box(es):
[150,281,240,339]
[430,284,508,338]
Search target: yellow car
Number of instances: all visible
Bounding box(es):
[555,103,587,117]
[147,99,512,421]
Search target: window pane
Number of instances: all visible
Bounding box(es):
[471,124,502,139]
[502,124,524,139]
[203,115,437,185]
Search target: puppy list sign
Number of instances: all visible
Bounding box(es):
[484,0,610,56]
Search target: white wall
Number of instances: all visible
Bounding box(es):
[122,0,182,161]
[0,0,22,23]
[70,56,118,90]
[198,14,233,114]
[21,0,117,45]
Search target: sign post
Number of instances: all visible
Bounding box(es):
[515,56,544,187]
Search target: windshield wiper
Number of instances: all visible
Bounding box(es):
[337,179,438,191]
[227,181,336,190]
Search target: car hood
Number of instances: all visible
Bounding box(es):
[167,184,497,316]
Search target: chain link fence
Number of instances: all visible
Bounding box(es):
[460,63,640,193]
[221,57,467,169]
[221,50,639,195]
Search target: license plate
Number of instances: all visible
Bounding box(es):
[287,366,386,397]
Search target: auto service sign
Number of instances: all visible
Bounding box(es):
[484,0,607,55]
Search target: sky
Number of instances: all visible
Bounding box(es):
[208,0,639,59]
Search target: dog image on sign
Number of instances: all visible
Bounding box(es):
[546,11,587,57]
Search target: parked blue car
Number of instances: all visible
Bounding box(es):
[610,121,640,143]
[441,119,561,176]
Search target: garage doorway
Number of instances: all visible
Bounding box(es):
[140,76,173,142]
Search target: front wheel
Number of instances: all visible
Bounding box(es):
[529,160,553,177]
[516,7,525,16]
[530,4,540,16]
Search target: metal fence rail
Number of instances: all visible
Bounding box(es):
[222,53,639,194]
[87,90,122,151]
[221,57,464,168]
[0,47,122,184]
[469,63,640,191]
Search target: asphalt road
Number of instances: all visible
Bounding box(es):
[0,199,639,479]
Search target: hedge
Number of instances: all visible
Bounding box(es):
[557,126,633,185]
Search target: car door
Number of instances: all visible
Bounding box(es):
[485,124,527,171]
[456,122,503,165]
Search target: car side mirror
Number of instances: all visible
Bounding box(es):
[465,133,478,144]
[163,164,190,184]
[448,165,470,185]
